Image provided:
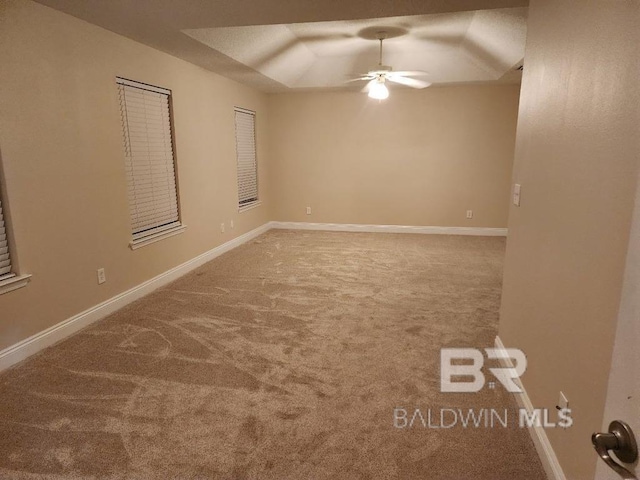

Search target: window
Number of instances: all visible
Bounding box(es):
[234,108,259,211]
[0,191,13,281]
[117,78,184,249]
[0,185,30,294]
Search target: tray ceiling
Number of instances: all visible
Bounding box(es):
[34,0,528,92]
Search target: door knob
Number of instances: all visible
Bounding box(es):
[592,420,638,479]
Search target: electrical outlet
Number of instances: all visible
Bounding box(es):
[220,223,225,233]
[513,184,522,206]
[558,391,569,410]
[97,268,106,285]
[306,206,311,215]
[230,220,234,229]
[557,391,569,429]
[466,210,473,219]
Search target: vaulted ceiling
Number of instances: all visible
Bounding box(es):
[35,0,529,92]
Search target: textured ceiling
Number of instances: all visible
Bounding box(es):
[184,9,527,90]
[34,0,529,92]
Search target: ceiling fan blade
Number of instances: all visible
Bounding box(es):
[361,79,377,93]
[345,76,373,83]
[388,71,430,77]
[386,76,431,89]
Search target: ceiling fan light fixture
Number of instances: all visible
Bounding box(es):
[349,28,429,96]
[368,79,389,100]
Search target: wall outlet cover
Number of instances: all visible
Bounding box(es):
[558,391,569,410]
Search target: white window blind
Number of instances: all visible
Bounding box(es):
[234,108,258,208]
[0,192,14,281]
[117,78,180,241]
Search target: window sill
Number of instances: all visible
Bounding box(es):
[129,224,186,250]
[0,274,32,296]
[238,201,262,213]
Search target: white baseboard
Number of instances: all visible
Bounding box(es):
[270,221,507,236]
[494,336,567,480]
[0,223,271,372]
[0,220,507,373]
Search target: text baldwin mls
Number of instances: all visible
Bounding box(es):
[393,407,573,429]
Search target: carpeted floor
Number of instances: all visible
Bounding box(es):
[0,230,545,479]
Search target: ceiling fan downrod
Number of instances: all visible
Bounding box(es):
[377,31,387,67]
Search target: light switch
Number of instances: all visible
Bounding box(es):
[513,184,522,206]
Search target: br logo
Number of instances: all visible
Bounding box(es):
[440,348,527,393]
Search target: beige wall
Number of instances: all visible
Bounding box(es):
[0,4,521,356]
[268,86,519,227]
[0,1,271,351]
[498,1,640,478]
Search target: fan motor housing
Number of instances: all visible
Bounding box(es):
[369,65,393,75]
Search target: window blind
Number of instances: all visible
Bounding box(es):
[234,108,258,207]
[117,78,180,240]
[0,193,14,281]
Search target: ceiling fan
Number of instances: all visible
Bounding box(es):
[348,31,431,99]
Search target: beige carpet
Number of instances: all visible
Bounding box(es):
[0,230,545,479]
